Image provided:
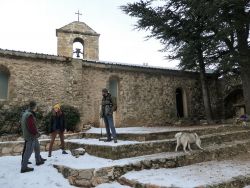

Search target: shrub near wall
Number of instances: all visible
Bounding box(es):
[43,105,80,134]
[0,105,43,135]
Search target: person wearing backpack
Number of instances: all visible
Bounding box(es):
[100,88,118,143]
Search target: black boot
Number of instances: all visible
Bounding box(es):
[41,157,47,162]
[36,161,45,166]
[21,167,34,173]
[62,150,68,154]
[104,138,112,142]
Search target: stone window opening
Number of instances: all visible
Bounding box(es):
[109,79,118,99]
[108,77,119,125]
[0,65,10,100]
[175,88,188,118]
[73,38,84,59]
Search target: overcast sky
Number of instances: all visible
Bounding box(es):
[0,0,179,68]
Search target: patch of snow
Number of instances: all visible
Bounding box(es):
[54,151,183,170]
[0,149,182,188]
[67,138,139,146]
[85,125,226,134]
[75,148,85,151]
[122,160,250,188]
[0,150,74,188]
[96,182,131,188]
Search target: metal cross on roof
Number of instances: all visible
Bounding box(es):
[75,10,82,22]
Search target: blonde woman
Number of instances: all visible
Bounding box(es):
[48,104,68,157]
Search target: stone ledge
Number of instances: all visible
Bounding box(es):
[0,139,61,156]
[82,125,247,141]
[0,48,69,63]
[119,173,250,188]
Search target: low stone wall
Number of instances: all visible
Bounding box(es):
[0,139,61,156]
[54,139,250,187]
[0,132,85,156]
[0,132,84,142]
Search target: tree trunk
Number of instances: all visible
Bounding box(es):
[238,49,250,115]
[197,47,213,123]
[236,25,250,114]
[240,67,250,114]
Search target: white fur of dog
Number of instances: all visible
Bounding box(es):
[175,132,204,153]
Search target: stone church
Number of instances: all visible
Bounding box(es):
[0,21,244,127]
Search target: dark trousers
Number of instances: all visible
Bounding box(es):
[103,115,117,139]
[48,131,65,155]
[21,138,41,169]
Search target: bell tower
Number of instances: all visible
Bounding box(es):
[56,21,100,60]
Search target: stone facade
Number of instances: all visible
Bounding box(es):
[0,50,219,127]
[0,21,222,129]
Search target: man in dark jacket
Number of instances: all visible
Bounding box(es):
[100,88,118,143]
[20,101,46,173]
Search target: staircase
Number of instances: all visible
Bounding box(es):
[52,124,250,187]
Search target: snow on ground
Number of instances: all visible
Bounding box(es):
[55,151,183,170]
[2,149,250,188]
[85,125,226,134]
[0,150,74,188]
[95,182,131,188]
[0,149,182,188]
[67,138,139,146]
[122,160,250,188]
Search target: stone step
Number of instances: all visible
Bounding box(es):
[54,139,250,187]
[118,160,250,188]
[1,128,248,157]
[66,129,250,159]
[119,175,250,188]
[83,124,245,141]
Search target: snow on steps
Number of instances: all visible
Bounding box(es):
[54,139,250,187]
[119,159,250,188]
[83,124,247,141]
[66,129,250,160]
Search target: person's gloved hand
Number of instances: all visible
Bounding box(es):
[36,132,41,138]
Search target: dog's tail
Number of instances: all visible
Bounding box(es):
[175,132,182,138]
[194,133,199,138]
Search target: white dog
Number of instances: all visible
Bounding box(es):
[175,132,204,153]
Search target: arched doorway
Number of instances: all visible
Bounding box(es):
[108,77,119,126]
[224,88,244,118]
[175,88,188,118]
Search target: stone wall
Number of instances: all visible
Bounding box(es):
[0,49,220,129]
[0,51,84,119]
[81,61,213,127]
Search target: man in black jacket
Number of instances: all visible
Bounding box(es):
[100,88,118,143]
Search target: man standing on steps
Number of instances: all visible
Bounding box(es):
[20,101,46,173]
[100,88,118,143]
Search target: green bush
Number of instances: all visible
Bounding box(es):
[0,105,43,135]
[43,105,80,133]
